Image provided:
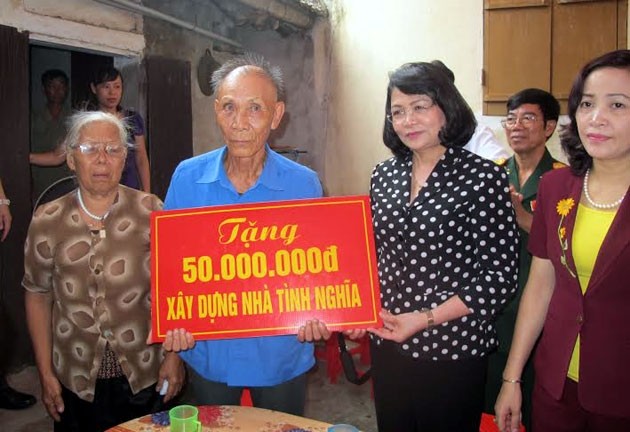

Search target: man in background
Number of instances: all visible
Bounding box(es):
[30,69,72,203]
[485,88,565,430]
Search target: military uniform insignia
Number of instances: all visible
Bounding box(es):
[494,158,508,167]
[531,200,537,212]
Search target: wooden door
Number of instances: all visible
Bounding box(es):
[484,0,627,114]
[0,24,33,369]
[145,56,193,200]
[484,1,552,115]
[551,0,624,102]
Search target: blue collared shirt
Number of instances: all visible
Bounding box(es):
[164,145,323,386]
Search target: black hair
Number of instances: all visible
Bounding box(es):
[430,60,455,83]
[211,52,285,102]
[41,69,69,87]
[86,66,123,112]
[91,66,122,87]
[507,88,560,123]
[382,62,477,158]
[561,49,630,176]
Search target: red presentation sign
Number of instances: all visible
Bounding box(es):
[150,196,382,341]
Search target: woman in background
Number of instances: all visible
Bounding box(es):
[495,50,630,432]
[365,62,519,431]
[88,67,151,192]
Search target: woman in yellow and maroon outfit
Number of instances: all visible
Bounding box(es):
[495,50,630,432]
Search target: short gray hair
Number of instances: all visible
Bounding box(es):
[211,52,285,101]
[64,111,130,152]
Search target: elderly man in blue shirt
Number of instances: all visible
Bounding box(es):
[163,53,329,416]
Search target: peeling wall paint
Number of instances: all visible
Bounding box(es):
[237,25,330,178]
[24,0,141,33]
[0,0,144,56]
[143,0,232,158]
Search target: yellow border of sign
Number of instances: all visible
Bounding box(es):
[153,197,379,338]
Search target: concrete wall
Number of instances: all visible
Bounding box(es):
[143,0,237,156]
[237,25,330,175]
[143,0,330,176]
[322,0,486,196]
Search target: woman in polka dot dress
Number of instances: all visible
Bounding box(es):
[365,62,519,432]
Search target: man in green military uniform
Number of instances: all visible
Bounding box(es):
[30,69,71,203]
[485,88,564,430]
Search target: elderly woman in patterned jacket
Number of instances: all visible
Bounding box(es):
[363,62,519,432]
[23,111,184,432]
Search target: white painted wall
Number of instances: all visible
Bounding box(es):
[321,0,629,196]
[0,0,144,56]
[322,0,486,195]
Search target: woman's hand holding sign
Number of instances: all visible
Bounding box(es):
[369,297,470,343]
[368,309,427,343]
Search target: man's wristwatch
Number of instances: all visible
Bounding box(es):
[0,199,10,206]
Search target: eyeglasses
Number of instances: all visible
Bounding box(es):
[72,142,126,158]
[387,100,436,124]
[501,114,539,129]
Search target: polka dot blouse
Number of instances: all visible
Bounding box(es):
[370,147,519,361]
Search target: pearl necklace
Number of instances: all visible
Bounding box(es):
[76,189,111,221]
[583,169,625,210]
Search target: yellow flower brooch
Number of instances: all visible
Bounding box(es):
[556,198,576,278]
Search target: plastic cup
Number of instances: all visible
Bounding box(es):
[327,424,360,432]
[169,405,201,432]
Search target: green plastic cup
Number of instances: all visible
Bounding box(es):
[169,405,201,432]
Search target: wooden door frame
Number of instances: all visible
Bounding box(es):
[0,24,33,370]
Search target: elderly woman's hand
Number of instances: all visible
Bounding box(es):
[40,372,64,422]
[368,309,424,343]
[157,352,186,403]
[297,319,331,342]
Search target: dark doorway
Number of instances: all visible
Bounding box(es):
[30,46,114,205]
[1,27,193,372]
[0,24,32,371]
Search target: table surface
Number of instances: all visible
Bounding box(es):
[107,405,334,432]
